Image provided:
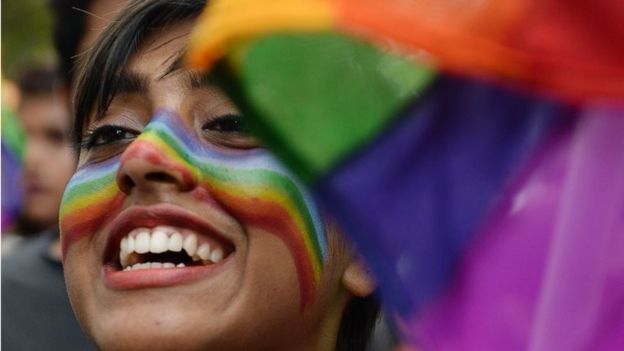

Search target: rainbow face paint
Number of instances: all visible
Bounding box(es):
[60,109,327,308]
[60,156,125,253]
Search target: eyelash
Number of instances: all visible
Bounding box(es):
[80,114,251,152]
[80,125,139,150]
[201,114,248,134]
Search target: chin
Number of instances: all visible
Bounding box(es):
[83,304,230,351]
[83,305,301,351]
[64,237,309,351]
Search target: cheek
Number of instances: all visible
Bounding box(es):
[59,159,125,257]
[196,161,328,310]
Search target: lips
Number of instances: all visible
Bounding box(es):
[102,203,235,289]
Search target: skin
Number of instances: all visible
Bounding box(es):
[78,0,129,54]
[62,20,372,351]
[19,91,75,231]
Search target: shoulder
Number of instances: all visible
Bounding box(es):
[2,231,62,288]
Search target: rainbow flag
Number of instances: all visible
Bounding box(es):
[187,0,624,349]
[188,0,624,102]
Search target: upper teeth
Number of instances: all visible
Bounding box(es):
[119,225,225,269]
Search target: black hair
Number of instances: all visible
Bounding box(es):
[48,0,92,85]
[16,66,62,97]
[72,0,205,146]
[72,0,380,349]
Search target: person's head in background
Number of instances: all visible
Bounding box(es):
[18,0,130,234]
[63,0,379,350]
[11,0,130,235]
[15,66,75,235]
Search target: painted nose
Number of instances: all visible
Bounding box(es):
[116,140,197,195]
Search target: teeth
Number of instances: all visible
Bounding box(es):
[197,243,211,261]
[117,227,227,270]
[120,252,129,267]
[168,232,183,252]
[120,237,128,253]
[150,229,169,253]
[210,248,224,263]
[132,263,148,270]
[183,233,198,257]
[127,236,135,252]
[122,262,178,270]
[135,229,151,254]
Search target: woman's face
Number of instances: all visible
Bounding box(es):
[61,20,350,350]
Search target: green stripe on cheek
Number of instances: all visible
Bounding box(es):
[59,110,328,309]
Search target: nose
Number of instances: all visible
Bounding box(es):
[116,140,198,195]
[23,137,44,174]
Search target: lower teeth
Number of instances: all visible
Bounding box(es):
[123,262,186,271]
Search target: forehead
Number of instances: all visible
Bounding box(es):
[127,20,195,78]
[20,93,68,130]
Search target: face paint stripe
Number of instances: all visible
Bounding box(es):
[60,155,124,256]
[61,174,117,205]
[140,114,327,263]
[70,157,120,181]
[141,111,328,282]
[211,178,325,264]
[61,194,125,256]
[61,151,326,271]
[60,110,328,308]
[60,182,118,216]
[214,188,317,308]
[209,179,324,274]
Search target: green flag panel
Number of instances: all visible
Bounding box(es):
[219,33,435,183]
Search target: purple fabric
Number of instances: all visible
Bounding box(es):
[1,144,22,230]
[315,76,572,315]
[411,106,624,350]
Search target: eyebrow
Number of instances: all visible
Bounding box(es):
[99,52,217,122]
[116,71,150,95]
[160,52,217,90]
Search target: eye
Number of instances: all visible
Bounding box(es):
[201,114,248,133]
[81,125,139,150]
[200,113,261,150]
[44,127,67,146]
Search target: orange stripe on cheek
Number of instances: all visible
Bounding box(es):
[214,188,317,310]
[61,195,125,258]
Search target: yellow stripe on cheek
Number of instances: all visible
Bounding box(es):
[211,179,324,280]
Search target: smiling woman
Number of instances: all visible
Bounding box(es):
[61,0,379,350]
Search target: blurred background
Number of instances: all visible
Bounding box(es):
[2,0,56,80]
[2,1,116,349]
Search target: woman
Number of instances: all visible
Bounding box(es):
[60,0,379,350]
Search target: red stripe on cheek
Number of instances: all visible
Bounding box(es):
[61,195,125,259]
[214,189,317,310]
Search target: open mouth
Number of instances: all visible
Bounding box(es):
[116,225,231,271]
[101,204,237,289]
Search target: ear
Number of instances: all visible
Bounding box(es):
[342,260,376,297]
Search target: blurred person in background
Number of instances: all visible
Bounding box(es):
[1,65,92,350]
[1,1,127,350]
[9,67,75,239]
